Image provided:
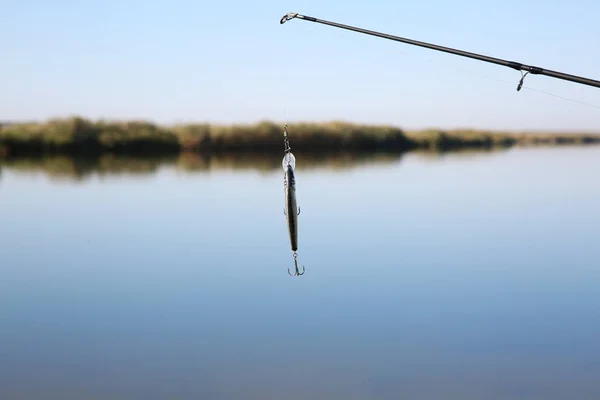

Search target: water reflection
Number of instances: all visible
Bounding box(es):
[0,151,402,181]
[0,148,515,182]
[2,146,599,399]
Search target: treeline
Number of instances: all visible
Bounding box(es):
[1,116,599,156]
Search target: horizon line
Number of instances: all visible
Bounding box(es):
[1,114,599,135]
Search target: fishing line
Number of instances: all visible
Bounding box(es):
[415,54,600,109]
[521,87,600,110]
[391,49,600,109]
[277,15,308,277]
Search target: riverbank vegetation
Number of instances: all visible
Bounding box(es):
[1,116,599,157]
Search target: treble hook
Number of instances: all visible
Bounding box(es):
[288,252,305,276]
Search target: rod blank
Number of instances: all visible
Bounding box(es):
[280,12,600,90]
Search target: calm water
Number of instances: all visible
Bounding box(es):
[1,147,599,399]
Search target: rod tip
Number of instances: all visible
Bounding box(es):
[280,12,298,24]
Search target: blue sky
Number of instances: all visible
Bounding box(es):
[2,0,599,131]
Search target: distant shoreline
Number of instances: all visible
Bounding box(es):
[2,116,600,157]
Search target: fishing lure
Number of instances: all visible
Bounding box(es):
[282,124,305,276]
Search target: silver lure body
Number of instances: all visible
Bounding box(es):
[284,162,298,251]
[282,126,304,277]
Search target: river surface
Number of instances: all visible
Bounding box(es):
[1,147,599,399]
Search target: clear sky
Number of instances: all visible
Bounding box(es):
[2,0,599,131]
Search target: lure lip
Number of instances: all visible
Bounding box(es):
[282,152,296,172]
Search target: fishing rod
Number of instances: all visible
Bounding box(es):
[279,12,600,91]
